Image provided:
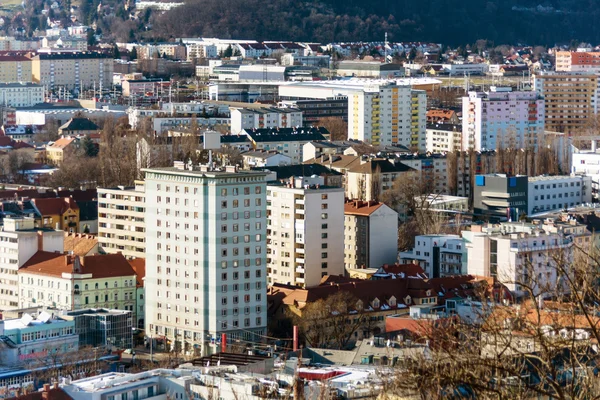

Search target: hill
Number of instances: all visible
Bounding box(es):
[149,0,600,45]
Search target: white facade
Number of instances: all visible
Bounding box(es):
[399,234,463,278]
[143,165,268,355]
[528,175,592,215]
[230,107,303,134]
[186,42,218,60]
[0,218,64,310]
[0,83,44,108]
[347,82,427,149]
[572,147,600,197]
[267,176,345,288]
[426,124,463,152]
[98,183,146,259]
[462,87,545,151]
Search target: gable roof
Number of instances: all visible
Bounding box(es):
[19,251,136,279]
[59,117,99,132]
[344,200,384,216]
[64,232,98,257]
[32,197,79,216]
[48,137,76,149]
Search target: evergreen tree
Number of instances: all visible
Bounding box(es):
[223,44,233,58]
[113,45,121,59]
[82,135,98,157]
[130,47,137,60]
[86,29,97,46]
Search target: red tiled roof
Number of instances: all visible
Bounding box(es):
[19,251,136,279]
[129,258,145,288]
[49,137,75,149]
[344,199,384,216]
[377,263,426,278]
[32,197,78,216]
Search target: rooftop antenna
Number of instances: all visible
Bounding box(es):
[384,32,388,63]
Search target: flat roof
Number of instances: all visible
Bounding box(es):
[143,166,268,178]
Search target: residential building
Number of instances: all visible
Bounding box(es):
[280,97,348,124]
[572,140,600,197]
[0,83,43,108]
[134,43,186,60]
[343,200,398,270]
[143,164,268,355]
[473,174,528,221]
[242,127,328,164]
[129,258,146,329]
[345,158,414,202]
[30,52,113,90]
[0,217,64,311]
[0,312,78,367]
[399,234,464,278]
[58,117,100,136]
[230,107,302,134]
[45,137,80,166]
[347,82,427,149]
[31,197,80,233]
[241,150,291,169]
[186,42,218,60]
[0,55,32,83]
[555,50,600,73]
[426,109,460,124]
[66,308,133,349]
[463,223,573,297]
[18,253,138,319]
[301,140,359,162]
[528,175,592,215]
[266,175,344,288]
[256,163,344,189]
[64,232,99,257]
[533,72,598,133]
[462,87,544,151]
[97,182,146,259]
[426,123,462,152]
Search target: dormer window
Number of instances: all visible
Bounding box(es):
[372,298,380,308]
[388,296,397,307]
[356,300,363,310]
[405,296,412,305]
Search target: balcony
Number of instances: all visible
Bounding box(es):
[296,247,305,254]
[296,266,305,274]
[295,199,304,205]
[295,257,305,264]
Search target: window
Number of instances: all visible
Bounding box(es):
[321,213,328,219]
[255,186,262,194]
[321,194,328,200]
[321,252,328,258]
[221,189,227,196]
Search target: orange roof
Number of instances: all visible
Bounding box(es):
[19,251,136,279]
[33,197,79,216]
[63,232,97,256]
[344,199,384,216]
[49,137,75,149]
[427,109,456,120]
[128,258,146,287]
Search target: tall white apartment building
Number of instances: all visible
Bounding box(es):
[462,87,544,151]
[347,82,426,149]
[266,176,344,288]
[230,107,303,134]
[98,182,146,259]
[0,217,63,311]
[143,164,268,355]
[0,83,44,108]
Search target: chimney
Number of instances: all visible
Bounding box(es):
[37,231,44,250]
[53,383,59,390]
[42,384,50,399]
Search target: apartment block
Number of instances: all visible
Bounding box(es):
[528,175,592,215]
[98,183,146,259]
[143,164,268,355]
[343,200,398,270]
[31,51,113,90]
[555,50,600,73]
[462,87,544,151]
[267,176,344,288]
[399,234,464,278]
[243,127,328,164]
[463,223,573,297]
[572,139,600,197]
[0,83,43,107]
[426,123,462,152]
[533,72,598,133]
[348,82,426,149]
[0,55,32,83]
[230,107,303,134]
[0,217,64,311]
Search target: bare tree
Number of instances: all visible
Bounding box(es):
[316,117,348,141]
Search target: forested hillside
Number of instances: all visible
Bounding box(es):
[149,0,600,45]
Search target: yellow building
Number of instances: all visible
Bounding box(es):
[31,51,113,90]
[45,137,78,165]
[0,55,33,82]
[32,197,80,233]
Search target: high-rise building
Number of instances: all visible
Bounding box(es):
[555,51,600,73]
[0,55,32,83]
[143,164,268,355]
[0,217,64,311]
[98,183,146,259]
[533,72,598,133]
[462,87,544,151]
[347,82,426,149]
[266,175,344,288]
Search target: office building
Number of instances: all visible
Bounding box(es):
[0,217,64,311]
[67,308,133,349]
[266,175,344,288]
[98,183,146,259]
[143,164,268,355]
[344,200,398,270]
[281,97,348,124]
[30,51,113,90]
[473,174,528,221]
[462,87,544,151]
[528,175,592,215]
[0,83,43,108]
[348,82,427,149]
[533,72,598,133]
[230,107,302,134]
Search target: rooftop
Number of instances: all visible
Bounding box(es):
[19,252,136,279]
[344,200,385,216]
[243,127,328,142]
[59,117,99,132]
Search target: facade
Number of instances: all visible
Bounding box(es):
[343,200,398,270]
[45,137,79,166]
[18,253,138,320]
[31,197,80,233]
[98,183,146,259]
[143,164,268,355]
[533,72,598,133]
[347,82,427,149]
[555,51,600,73]
[462,87,544,151]
[473,174,528,221]
[425,123,463,152]
[463,223,573,297]
[572,140,600,197]
[0,55,32,83]
[0,83,43,108]
[0,217,64,311]
[230,107,303,134]
[241,150,291,169]
[30,52,113,90]
[399,235,463,278]
[345,159,414,202]
[528,175,592,214]
[281,97,348,124]
[67,308,133,349]
[266,176,345,288]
